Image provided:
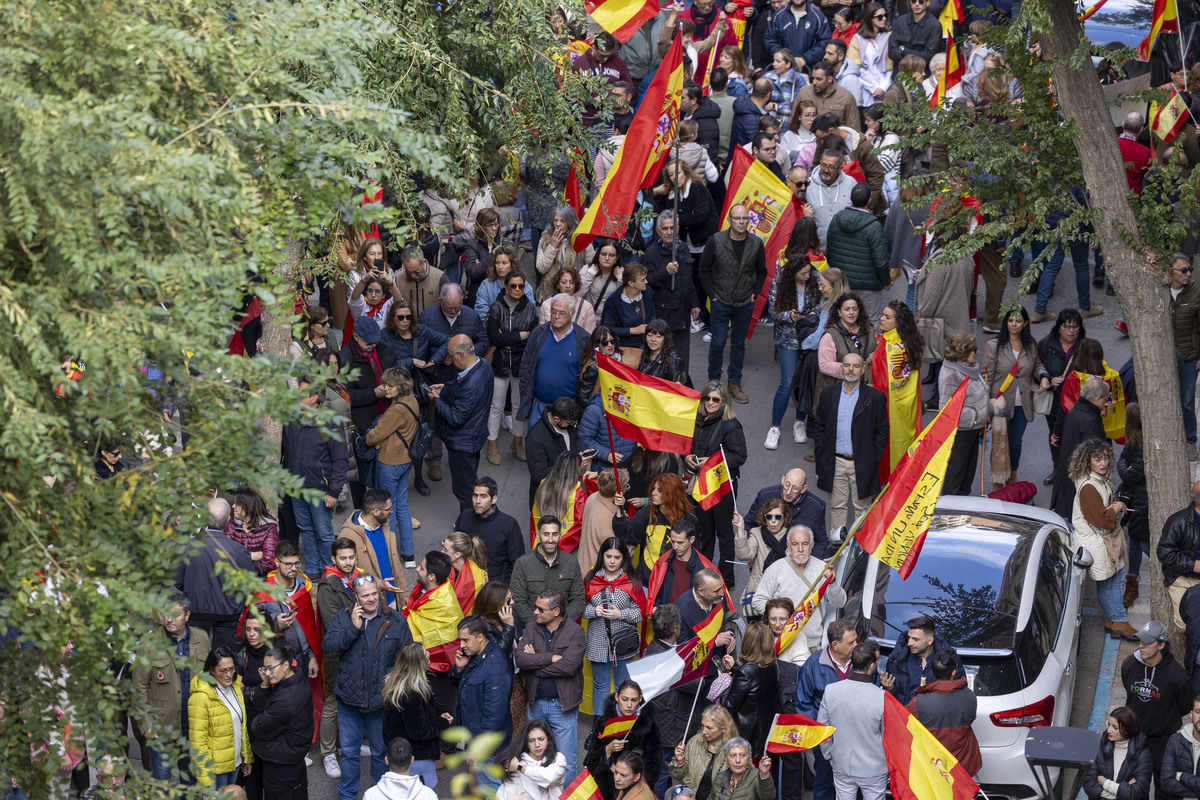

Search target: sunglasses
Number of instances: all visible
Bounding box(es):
[600,339,615,346]
[1178,267,1195,274]
[354,575,377,587]
[395,313,412,320]
[704,396,723,403]
[508,282,527,289]
[791,179,811,187]
[765,513,785,520]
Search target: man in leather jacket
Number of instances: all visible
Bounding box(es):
[1157,480,1200,632]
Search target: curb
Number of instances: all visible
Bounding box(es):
[1073,623,1125,800]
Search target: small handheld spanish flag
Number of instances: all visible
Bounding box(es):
[691,449,732,511]
[766,714,835,754]
[599,714,638,739]
[560,768,604,800]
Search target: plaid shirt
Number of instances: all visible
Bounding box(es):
[768,68,808,126]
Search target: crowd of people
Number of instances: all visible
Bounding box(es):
[51,0,1200,797]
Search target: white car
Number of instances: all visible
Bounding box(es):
[834,496,1092,800]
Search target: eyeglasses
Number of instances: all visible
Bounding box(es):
[764,513,785,520]
[215,666,237,675]
[394,313,412,320]
[260,662,284,673]
[550,309,571,318]
[1177,267,1195,274]
[1061,322,1081,329]
[354,575,377,587]
[278,559,302,568]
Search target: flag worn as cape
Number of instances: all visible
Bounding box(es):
[874,328,923,483]
[402,581,463,673]
[450,560,489,616]
[884,692,980,800]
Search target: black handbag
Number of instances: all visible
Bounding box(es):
[395,402,434,464]
[606,617,642,660]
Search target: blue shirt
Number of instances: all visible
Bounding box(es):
[536,625,561,700]
[835,383,859,454]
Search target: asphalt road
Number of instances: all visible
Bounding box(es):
[306,254,1129,798]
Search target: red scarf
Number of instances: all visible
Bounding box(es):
[585,571,649,617]
[354,340,387,415]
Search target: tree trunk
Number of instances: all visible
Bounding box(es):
[259,240,307,510]
[1041,0,1191,646]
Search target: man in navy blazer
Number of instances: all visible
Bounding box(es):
[429,334,494,512]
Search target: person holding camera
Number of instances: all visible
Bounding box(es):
[582,538,648,715]
[764,234,823,451]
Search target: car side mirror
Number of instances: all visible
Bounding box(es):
[1073,546,1094,570]
[830,525,848,545]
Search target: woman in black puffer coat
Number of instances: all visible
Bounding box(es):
[1082,707,1151,800]
[583,680,662,800]
[486,269,539,465]
[1117,403,1148,608]
[687,382,748,588]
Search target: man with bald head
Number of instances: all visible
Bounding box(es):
[1158,481,1200,632]
[809,353,888,532]
[699,204,767,404]
[746,468,829,558]
[428,334,494,511]
[752,525,846,662]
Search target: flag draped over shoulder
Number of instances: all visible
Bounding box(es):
[1058,365,1126,443]
[586,0,660,42]
[719,147,801,337]
[597,352,700,453]
[646,550,734,611]
[766,714,835,753]
[774,571,833,656]
[402,582,463,673]
[531,477,596,551]
[929,34,964,108]
[854,379,968,580]
[449,560,488,616]
[691,450,733,510]
[573,35,684,251]
[884,692,980,800]
[1151,88,1191,145]
[874,328,922,483]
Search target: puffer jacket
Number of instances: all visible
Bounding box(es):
[189,675,253,785]
[826,208,889,291]
[1162,724,1200,799]
[487,294,539,378]
[692,411,748,485]
[247,669,313,766]
[1159,505,1200,587]
[580,393,637,468]
[1082,733,1152,800]
[938,360,989,430]
[433,357,494,452]
[1174,280,1200,360]
[322,604,414,711]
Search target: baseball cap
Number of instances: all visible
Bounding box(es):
[1135,620,1170,644]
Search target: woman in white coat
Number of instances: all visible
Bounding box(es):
[497,720,568,800]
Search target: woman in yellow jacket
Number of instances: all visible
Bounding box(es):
[189,646,253,788]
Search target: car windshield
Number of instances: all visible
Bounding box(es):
[864,515,1040,649]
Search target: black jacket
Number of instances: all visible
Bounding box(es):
[653,185,718,255]
[640,350,687,383]
[809,382,889,498]
[584,698,663,800]
[884,631,965,705]
[1159,506,1200,588]
[176,530,256,617]
[382,685,452,762]
[486,294,540,378]
[688,97,723,168]
[691,412,748,485]
[1122,652,1193,738]
[281,422,348,499]
[1051,399,1107,519]
[643,238,699,331]
[1183,583,1200,677]
[418,305,489,384]
[338,341,398,434]
[888,12,943,67]
[517,322,591,424]
[1082,733,1152,800]
[525,413,581,507]
[1162,728,1200,800]
[1117,443,1149,543]
[725,661,779,756]
[248,669,314,765]
[455,505,525,584]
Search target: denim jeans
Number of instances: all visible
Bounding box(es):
[1181,358,1198,441]
[772,347,803,427]
[376,461,414,558]
[337,704,385,800]
[708,300,753,385]
[214,771,237,788]
[589,658,632,719]
[148,748,192,785]
[292,495,335,580]
[531,697,578,783]
[655,748,675,797]
[811,747,835,800]
[1031,239,1093,313]
[1008,406,1029,471]
[411,759,438,788]
[1128,536,1151,576]
[1096,567,1128,623]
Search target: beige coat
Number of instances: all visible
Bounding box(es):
[914,248,975,342]
[339,514,409,596]
[983,338,1051,418]
[733,524,788,593]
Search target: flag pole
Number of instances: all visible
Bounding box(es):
[682,676,705,746]
[605,417,624,498]
[671,22,682,294]
[719,445,736,515]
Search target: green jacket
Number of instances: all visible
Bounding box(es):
[509,548,585,628]
[669,734,730,794]
[825,207,890,292]
[132,625,212,736]
[1172,280,1200,361]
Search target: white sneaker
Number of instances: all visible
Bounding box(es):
[691,318,707,333]
[361,744,372,757]
[794,420,807,443]
[324,754,342,779]
[765,428,781,450]
[305,755,313,767]
[702,332,712,342]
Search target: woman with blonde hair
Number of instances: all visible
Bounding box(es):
[721,622,779,757]
[381,642,452,788]
[669,705,740,796]
[532,451,592,552]
[1070,439,1135,640]
[688,383,747,588]
[441,531,489,614]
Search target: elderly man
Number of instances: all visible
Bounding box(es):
[1050,376,1109,519]
[752,525,847,662]
[394,245,450,318]
[517,293,591,429]
[746,468,829,557]
[177,498,255,648]
[427,334,494,511]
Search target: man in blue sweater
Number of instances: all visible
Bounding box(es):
[429,335,494,512]
[516,294,590,426]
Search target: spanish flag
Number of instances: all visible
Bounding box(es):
[573,35,684,251]
[449,560,488,616]
[694,602,724,650]
[884,692,980,800]
[598,352,700,453]
[402,581,463,673]
[691,449,732,510]
[766,714,835,753]
[531,476,596,551]
[774,571,833,656]
[565,161,586,219]
[1151,88,1191,145]
[1058,365,1126,443]
[720,147,802,338]
[929,34,964,109]
[560,769,604,800]
[937,0,964,36]
[874,327,923,483]
[853,380,968,580]
[586,0,660,43]
[1139,0,1178,59]
[599,714,639,738]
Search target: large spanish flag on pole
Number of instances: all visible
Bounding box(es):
[929,34,964,108]
[766,714,835,753]
[587,0,661,42]
[884,692,980,800]
[719,147,802,338]
[774,570,833,656]
[1139,0,1178,59]
[853,379,968,580]
[873,328,923,483]
[597,351,700,453]
[402,581,463,673]
[573,35,684,252]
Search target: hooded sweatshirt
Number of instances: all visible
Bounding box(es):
[364,771,440,800]
[1121,650,1193,738]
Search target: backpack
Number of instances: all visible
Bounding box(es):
[394,401,434,464]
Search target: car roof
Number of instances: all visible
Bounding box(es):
[1082,0,1152,48]
[855,497,1067,652]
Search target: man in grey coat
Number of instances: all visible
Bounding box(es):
[818,640,887,800]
